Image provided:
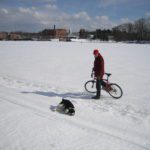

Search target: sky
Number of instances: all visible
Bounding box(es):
[0,0,150,32]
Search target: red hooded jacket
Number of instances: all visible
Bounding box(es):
[93,53,105,78]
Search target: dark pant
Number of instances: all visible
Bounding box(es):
[96,79,103,98]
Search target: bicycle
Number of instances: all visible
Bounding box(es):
[84,73,123,99]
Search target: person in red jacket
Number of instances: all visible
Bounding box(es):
[92,49,105,99]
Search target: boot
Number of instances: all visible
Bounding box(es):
[92,95,100,99]
[92,91,100,99]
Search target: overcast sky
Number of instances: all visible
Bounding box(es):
[0,0,150,32]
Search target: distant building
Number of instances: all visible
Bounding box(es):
[0,32,8,40]
[9,32,22,40]
[40,26,68,40]
[55,29,68,39]
[0,26,69,41]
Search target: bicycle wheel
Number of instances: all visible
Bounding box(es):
[84,80,96,93]
[107,83,123,99]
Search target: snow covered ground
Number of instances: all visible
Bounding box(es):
[0,41,150,150]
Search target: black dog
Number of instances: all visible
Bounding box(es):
[57,99,75,116]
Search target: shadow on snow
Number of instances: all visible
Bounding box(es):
[21,90,92,100]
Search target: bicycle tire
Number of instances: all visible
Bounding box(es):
[84,80,96,93]
[107,83,123,99]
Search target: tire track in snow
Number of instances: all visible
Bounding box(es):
[87,100,150,124]
[0,75,54,91]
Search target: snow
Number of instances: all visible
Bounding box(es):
[0,41,150,150]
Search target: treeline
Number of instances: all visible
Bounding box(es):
[79,17,150,42]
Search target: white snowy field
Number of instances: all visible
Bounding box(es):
[0,41,150,150]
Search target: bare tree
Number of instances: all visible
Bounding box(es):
[126,23,134,33]
[134,18,147,41]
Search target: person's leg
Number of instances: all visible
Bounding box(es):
[92,79,101,99]
[96,79,101,98]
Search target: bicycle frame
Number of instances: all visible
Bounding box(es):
[102,74,111,87]
[91,73,112,92]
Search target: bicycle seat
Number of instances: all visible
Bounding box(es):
[105,73,112,77]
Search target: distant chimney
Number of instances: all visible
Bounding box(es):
[54,25,56,30]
